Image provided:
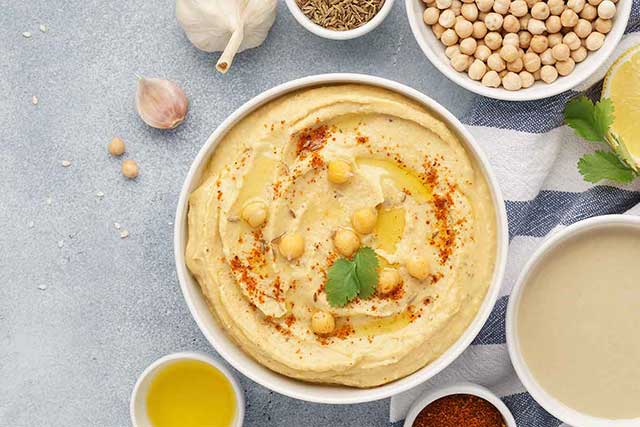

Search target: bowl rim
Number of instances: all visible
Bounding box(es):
[402,382,517,427]
[506,214,640,426]
[284,0,396,40]
[129,351,245,427]
[404,0,633,101]
[174,73,509,404]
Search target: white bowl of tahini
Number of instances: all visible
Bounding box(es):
[507,214,640,427]
[174,73,508,404]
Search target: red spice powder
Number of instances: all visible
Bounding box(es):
[412,394,506,427]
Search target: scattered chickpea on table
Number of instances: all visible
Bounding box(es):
[422,0,617,90]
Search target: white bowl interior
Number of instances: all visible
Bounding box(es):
[506,215,640,427]
[405,0,632,101]
[174,73,509,404]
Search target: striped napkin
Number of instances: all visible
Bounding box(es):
[390,3,640,425]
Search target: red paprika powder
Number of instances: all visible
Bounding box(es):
[412,394,507,427]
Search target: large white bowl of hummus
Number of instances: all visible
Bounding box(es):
[175,74,508,403]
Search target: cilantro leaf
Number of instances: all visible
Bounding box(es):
[593,98,614,140]
[325,258,359,307]
[577,151,636,183]
[564,96,607,142]
[354,247,379,299]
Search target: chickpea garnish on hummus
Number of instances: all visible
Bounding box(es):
[186,85,497,387]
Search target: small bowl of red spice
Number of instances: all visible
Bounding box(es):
[404,383,516,427]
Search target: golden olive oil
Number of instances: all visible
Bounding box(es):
[146,360,237,427]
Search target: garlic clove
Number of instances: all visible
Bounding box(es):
[135,77,188,129]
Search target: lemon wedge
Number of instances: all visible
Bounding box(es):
[602,44,640,170]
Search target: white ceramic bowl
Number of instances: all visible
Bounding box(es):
[174,73,508,404]
[506,214,640,427]
[403,382,517,427]
[405,0,632,101]
[130,352,245,427]
[285,0,395,40]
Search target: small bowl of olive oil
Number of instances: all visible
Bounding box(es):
[130,352,244,427]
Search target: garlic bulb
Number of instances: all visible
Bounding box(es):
[135,77,188,129]
[176,0,277,73]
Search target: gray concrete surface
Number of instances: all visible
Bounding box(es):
[0,1,476,426]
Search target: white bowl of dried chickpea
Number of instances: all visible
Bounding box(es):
[406,0,632,100]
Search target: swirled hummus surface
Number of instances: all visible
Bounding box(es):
[186,84,497,387]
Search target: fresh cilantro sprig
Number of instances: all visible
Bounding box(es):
[564,96,637,183]
[325,247,378,307]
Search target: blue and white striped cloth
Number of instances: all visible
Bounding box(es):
[390,2,640,425]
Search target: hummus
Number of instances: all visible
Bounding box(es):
[186,84,497,387]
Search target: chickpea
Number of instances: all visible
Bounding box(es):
[478,11,488,20]
[507,57,524,72]
[333,228,360,257]
[540,64,559,83]
[503,15,521,32]
[442,29,460,46]
[481,70,502,87]
[561,9,579,27]
[580,4,598,19]
[531,2,550,19]
[452,0,463,14]
[523,52,541,72]
[472,21,488,38]
[551,43,571,61]
[241,200,268,228]
[432,23,446,39]
[556,58,576,76]
[445,44,461,58]
[474,44,492,60]
[548,0,565,15]
[540,48,557,65]
[520,71,535,88]
[352,207,378,234]
[594,17,612,33]
[567,0,586,12]
[279,232,305,260]
[451,53,472,71]
[563,32,582,50]
[519,13,531,30]
[406,255,431,280]
[378,268,403,295]
[493,0,511,14]
[461,3,479,20]
[484,32,503,50]
[546,16,562,33]
[574,19,593,38]
[311,311,335,335]
[460,37,477,54]
[548,32,564,47]
[499,69,508,78]
[533,69,541,80]
[484,12,504,31]
[588,0,603,5]
[509,0,528,17]
[436,0,452,9]
[327,160,352,184]
[486,53,506,71]
[519,30,532,48]
[477,0,494,12]
[597,0,616,18]
[571,46,588,62]
[524,0,536,7]
[530,35,549,53]
[122,159,139,179]
[498,45,518,63]
[468,59,487,80]
[585,31,605,50]
[501,72,522,90]
[454,18,474,37]
[439,9,456,27]
[527,18,546,35]
[108,137,125,156]
[423,7,441,25]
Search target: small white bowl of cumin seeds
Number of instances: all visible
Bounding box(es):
[286,0,395,40]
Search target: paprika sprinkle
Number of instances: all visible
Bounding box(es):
[412,394,506,427]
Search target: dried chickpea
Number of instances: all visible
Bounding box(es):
[507,57,524,72]
[481,70,502,87]
[487,52,506,71]
[477,0,494,12]
[378,268,403,295]
[531,2,550,19]
[563,32,582,50]
[478,11,488,20]
[580,4,598,19]
[436,0,452,9]
[445,44,461,58]
[327,160,352,184]
[432,23,446,38]
[122,159,138,179]
[311,311,335,335]
[588,0,603,5]
[500,44,520,62]
[540,64,559,83]
[475,44,492,60]
[499,69,508,78]
[493,0,511,14]
[552,43,571,60]
[571,46,588,62]
[108,137,125,156]
[503,15,521,32]
[548,32,563,47]
[424,7,440,25]
[502,72,523,90]
[509,0,528,17]
[540,48,557,65]
[441,28,459,46]
[597,0,616,18]
[455,18,474,37]
[567,0,586,13]
[461,3,479,20]
[585,31,605,50]
[333,228,360,257]
[468,59,487,80]
[451,53,472,71]
[561,9,579,27]
[484,31,503,50]
[519,14,531,30]
[533,69,542,80]
[519,71,535,88]
[548,0,565,15]
[556,58,576,75]
[523,52,541,72]
[484,12,504,31]
[574,19,593,38]
[279,232,305,260]
[241,200,268,228]
[527,18,546,35]
[524,0,536,7]
[546,16,562,33]
[594,18,612,33]
[530,35,549,53]
[503,32,520,46]
[472,21,488,38]
[439,9,456,28]
[451,0,463,14]
[519,30,532,48]
[406,255,431,280]
[460,37,478,54]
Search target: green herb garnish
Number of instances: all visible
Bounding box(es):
[325,247,379,307]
